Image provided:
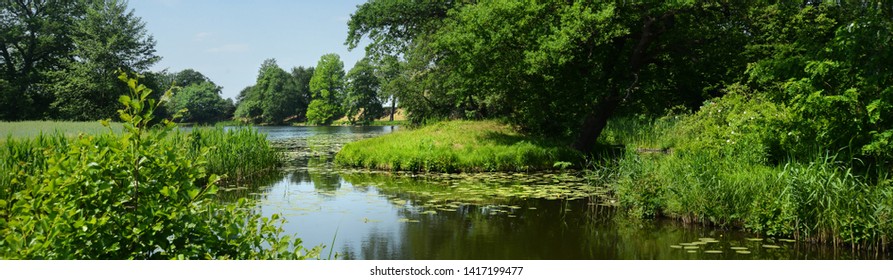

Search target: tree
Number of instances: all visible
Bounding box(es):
[234,85,261,123]
[290,66,314,122]
[49,0,159,120]
[348,1,751,153]
[234,59,309,124]
[344,57,383,125]
[166,81,232,124]
[374,55,402,122]
[307,53,345,125]
[0,0,80,120]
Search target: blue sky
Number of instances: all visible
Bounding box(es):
[128,0,369,101]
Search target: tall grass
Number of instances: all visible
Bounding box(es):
[1,126,281,190]
[335,120,580,172]
[184,127,282,185]
[595,116,893,249]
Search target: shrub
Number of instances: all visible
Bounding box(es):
[0,73,319,259]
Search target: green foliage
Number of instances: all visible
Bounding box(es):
[234,60,310,125]
[743,4,893,163]
[348,0,750,147]
[186,126,282,185]
[0,0,80,120]
[335,120,581,172]
[669,85,788,165]
[307,54,345,125]
[167,82,233,124]
[49,0,159,121]
[0,73,320,259]
[344,58,384,125]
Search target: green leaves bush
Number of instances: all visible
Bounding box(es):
[0,73,319,259]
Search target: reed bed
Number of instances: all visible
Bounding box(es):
[593,117,893,250]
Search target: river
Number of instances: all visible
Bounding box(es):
[226,126,889,260]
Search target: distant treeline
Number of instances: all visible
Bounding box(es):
[1,0,394,125]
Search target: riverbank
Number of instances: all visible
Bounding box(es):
[335,120,580,172]
[594,116,893,250]
[0,116,310,258]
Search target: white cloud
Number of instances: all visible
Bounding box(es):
[206,44,250,53]
[193,32,213,42]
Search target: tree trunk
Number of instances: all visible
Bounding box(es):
[389,97,396,122]
[573,97,621,154]
[572,11,675,154]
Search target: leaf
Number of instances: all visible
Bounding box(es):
[187,189,199,200]
[118,95,131,106]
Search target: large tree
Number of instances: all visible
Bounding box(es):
[290,66,314,122]
[50,0,159,120]
[348,1,752,153]
[234,59,308,124]
[307,53,345,125]
[162,69,232,123]
[0,0,80,120]
[344,57,383,125]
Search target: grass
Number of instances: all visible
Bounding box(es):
[1,122,282,188]
[183,127,283,185]
[0,121,123,140]
[335,120,581,172]
[591,116,893,250]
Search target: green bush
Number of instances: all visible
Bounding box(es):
[669,84,788,164]
[0,73,319,259]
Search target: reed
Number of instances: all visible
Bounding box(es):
[596,116,893,249]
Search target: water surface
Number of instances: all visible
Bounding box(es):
[234,126,889,260]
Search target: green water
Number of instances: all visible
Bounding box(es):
[229,126,890,260]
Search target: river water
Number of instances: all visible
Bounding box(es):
[229,126,889,260]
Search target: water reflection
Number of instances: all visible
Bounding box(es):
[243,166,892,260]
[229,126,891,260]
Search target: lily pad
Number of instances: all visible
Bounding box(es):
[735,251,751,254]
[761,244,781,249]
[704,250,723,254]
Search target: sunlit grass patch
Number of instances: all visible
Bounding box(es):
[335,120,581,172]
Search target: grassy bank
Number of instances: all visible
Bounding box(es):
[1,121,124,140]
[593,116,893,249]
[335,120,580,172]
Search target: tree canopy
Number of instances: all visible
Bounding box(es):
[347,0,893,159]
[1,0,158,121]
[307,53,345,125]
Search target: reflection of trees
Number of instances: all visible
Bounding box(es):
[215,169,283,203]
[340,227,401,260]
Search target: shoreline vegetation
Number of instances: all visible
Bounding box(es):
[333,116,892,251]
[335,120,581,173]
[0,76,319,259]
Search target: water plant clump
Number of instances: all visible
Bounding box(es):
[187,126,282,185]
